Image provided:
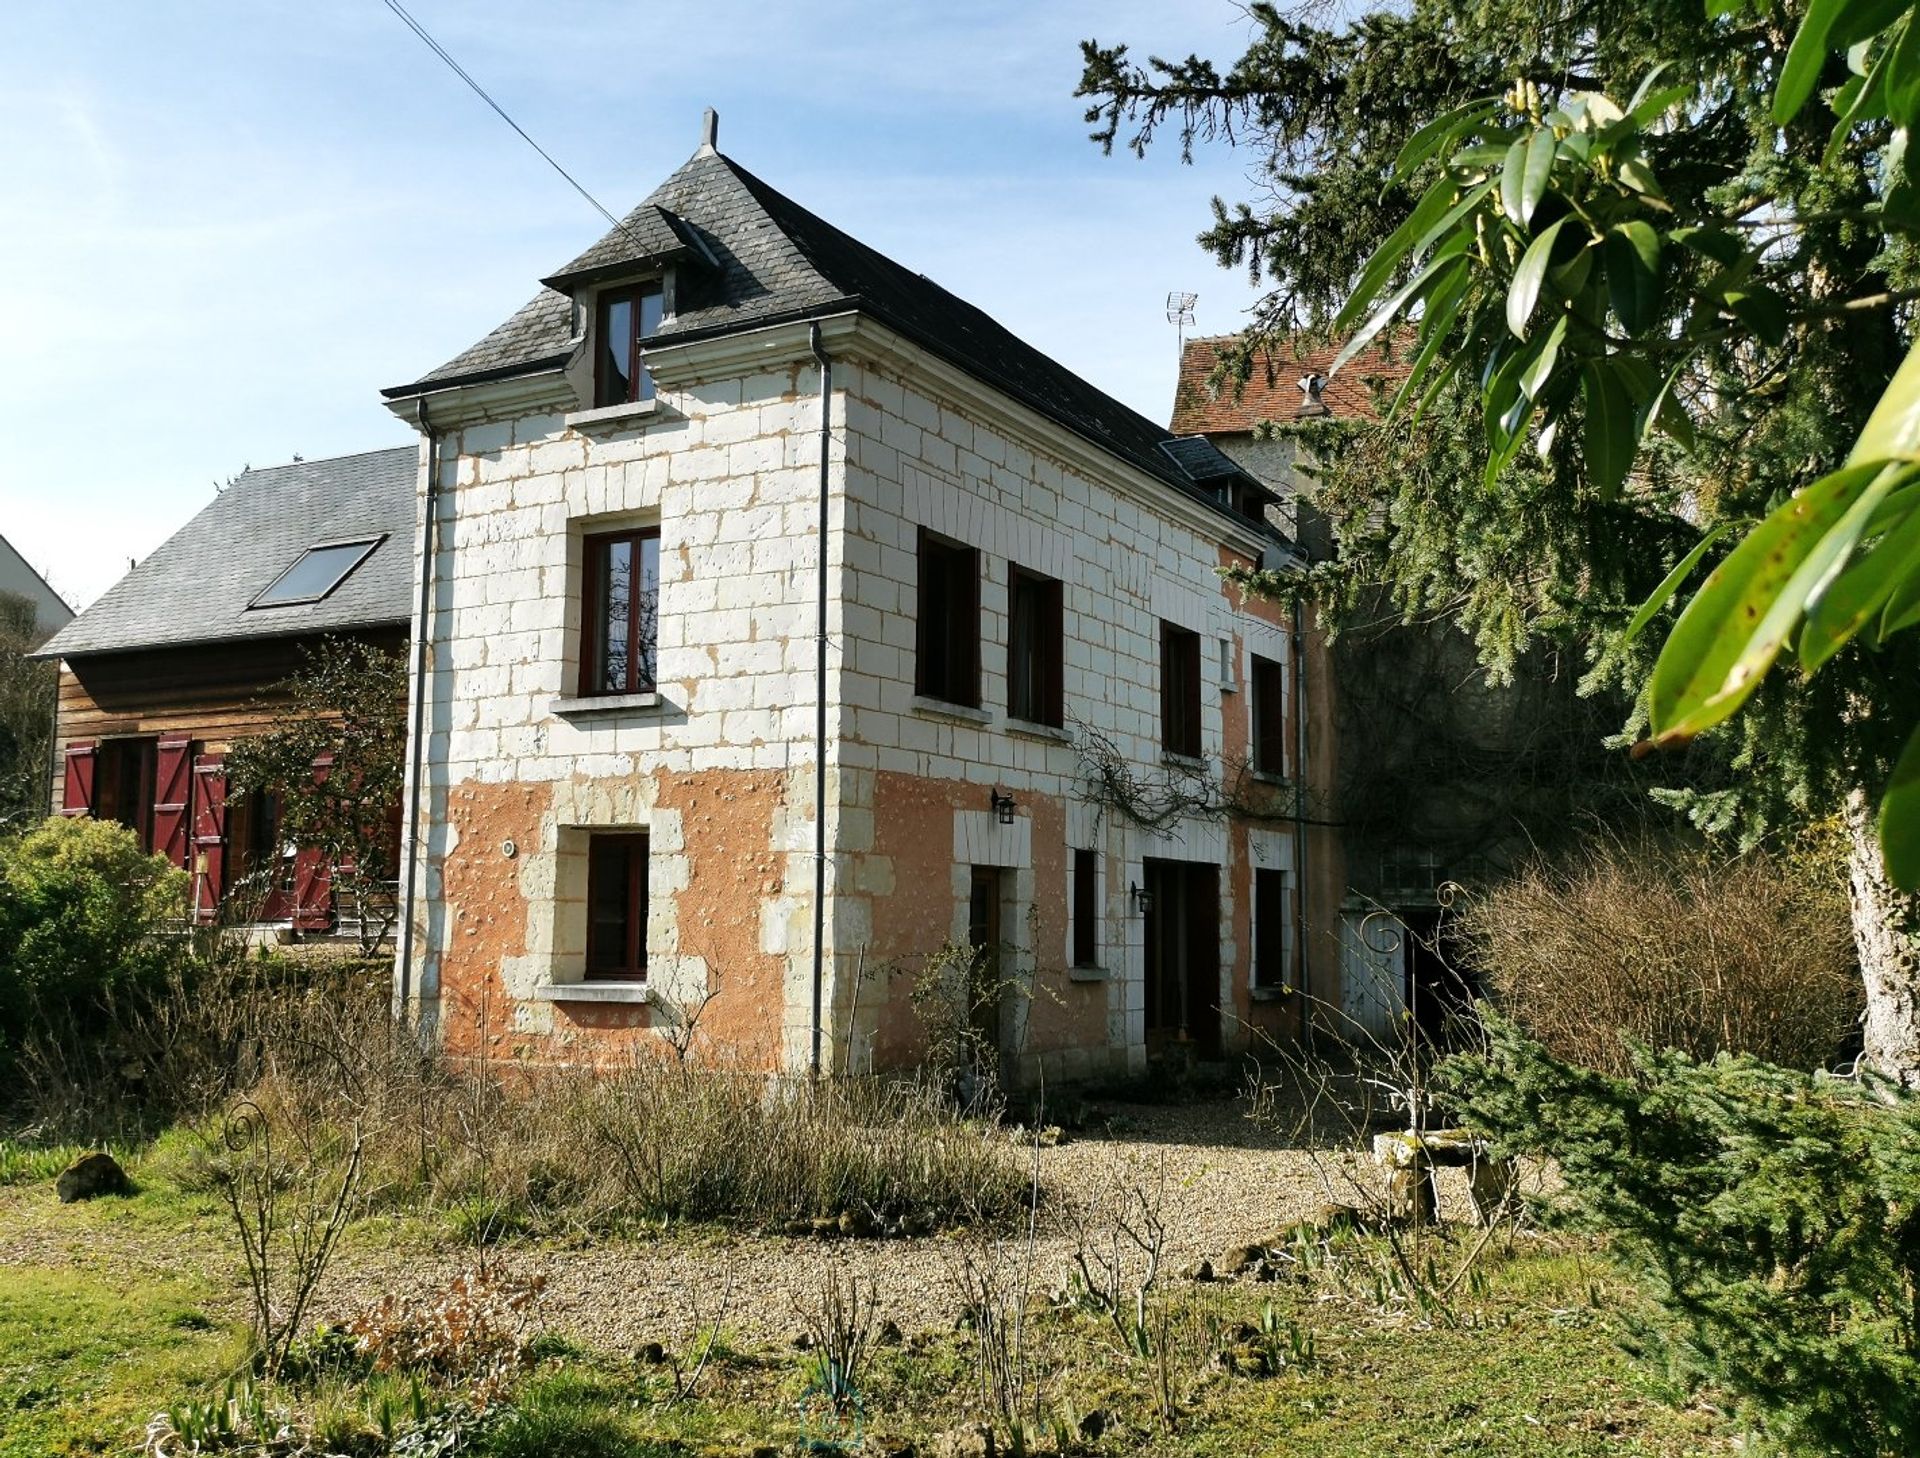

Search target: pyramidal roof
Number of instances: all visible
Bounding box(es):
[383,146,1272,524]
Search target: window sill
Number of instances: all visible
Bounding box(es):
[1250,985,1292,1003]
[911,695,992,726]
[532,980,652,1005]
[1250,769,1290,787]
[1068,964,1108,984]
[1161,751,1208,772]
[1005,718,1071,743]
[565,398,666,431]
[551,691,661,719]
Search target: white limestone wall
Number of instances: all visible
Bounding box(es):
[830,357,1292,1077]
[412,365,846,1062]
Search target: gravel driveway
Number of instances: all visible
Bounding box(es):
[320,1098,1503,1353]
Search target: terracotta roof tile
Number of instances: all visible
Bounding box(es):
[1169,334,1414,435]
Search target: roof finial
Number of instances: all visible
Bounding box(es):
[697,108,719,156]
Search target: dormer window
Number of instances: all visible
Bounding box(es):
[595,281,665,407]
[249,537,382,609]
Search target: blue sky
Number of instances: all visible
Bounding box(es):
[2,1,1270,610]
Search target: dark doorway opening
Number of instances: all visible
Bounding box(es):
[94,737,157,850]
[1401,907,1476,1050]
[967,867,1011,1087]
[1142,858,1221,1056]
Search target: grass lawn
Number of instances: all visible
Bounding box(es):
[0,1135,1730,1458]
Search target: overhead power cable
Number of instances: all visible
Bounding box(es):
[375,0,649,254]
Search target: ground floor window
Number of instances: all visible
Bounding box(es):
[586,833,649,979]
[1254,866,1291,991]
[1072,848,1098,968]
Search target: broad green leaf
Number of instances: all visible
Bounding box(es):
[1507,217,1571,337]
[1627,82,1696,127]
[1623,524,1732,644]
[1499,137,1530,225]
[1673,225,1746,267]
[1777,0,1857,124]
[1616,156,1666,198]
[1639,362,1699,451]
[1835,0,1912,48]
[1518,316,1570,399]
[1722,287,1790,347]
[1881,722,1920,891]
[1391,97,1501,183]
[1583,362,1637,499]
[1649,460,1903,742]
[1626,63,1675,115]
[1520,130,1558,225]
[1331,240,1468,376]
[1849,332,1920,465]
[1802,483,1920,668]
[1606,221,1663,336]
[1879,720,1920,887]
[1334,172,1464,334]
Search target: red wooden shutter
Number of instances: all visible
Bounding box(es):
[290,753,335,932]
[191,753,228,925]
[151,737,193,867]
[60,741,97,817]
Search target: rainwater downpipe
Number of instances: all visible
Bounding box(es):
[397,401,440,1023]
[1291,584,1311,1047]
[808,323,832,1078]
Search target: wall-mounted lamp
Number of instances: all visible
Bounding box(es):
[989,788,1017,825]
[1130,881,1154,915]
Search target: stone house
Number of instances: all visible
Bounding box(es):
[41,117,1339,1084]
[377,117,1328,1082]
[32,450,414,929]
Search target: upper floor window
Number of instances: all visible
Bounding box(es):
[595,282,665,407]
[580,528,659,697]
[1008,565,1064,727]
[1252,653,1287,777]
[915,528,979,707]
[1160,621,1202,758]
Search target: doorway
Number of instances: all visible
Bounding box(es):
[966,867,1011,1087]
[1142,858,1221,1056]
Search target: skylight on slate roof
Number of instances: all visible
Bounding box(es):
[250,537,384,609]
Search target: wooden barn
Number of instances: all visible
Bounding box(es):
[31,447,415,934]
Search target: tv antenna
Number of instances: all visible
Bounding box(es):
[1166,290,1198,359]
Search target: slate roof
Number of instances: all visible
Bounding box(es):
[34,446,416,660]
[1169,335,1414,435]
[385,149,1273,523]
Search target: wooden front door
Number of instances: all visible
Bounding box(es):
[1142,858,1222,1056]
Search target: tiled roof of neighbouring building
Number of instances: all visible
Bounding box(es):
[383,146,1274,526]
[34,446,416,660]
[1169,335,1415,436]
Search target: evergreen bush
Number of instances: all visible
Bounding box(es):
[1443,1016,1920,1457]
[0,816,186,1074]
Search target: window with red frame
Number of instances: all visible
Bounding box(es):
[586,833,649,979]
[580,528,660,697]
[595,282,665,407]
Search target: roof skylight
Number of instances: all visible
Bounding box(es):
[250,538,383,609]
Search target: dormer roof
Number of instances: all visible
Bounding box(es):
[538,202,714,293]
[382,144,1277,531]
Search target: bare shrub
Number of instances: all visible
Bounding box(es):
[345,1265,546,1406]
[1461,837,1859,1076]
[793,1262,874,1419]
[210,1098,366,1377]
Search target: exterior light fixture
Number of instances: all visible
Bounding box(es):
[1131,881,1154,915]
[989,788,1016,825]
